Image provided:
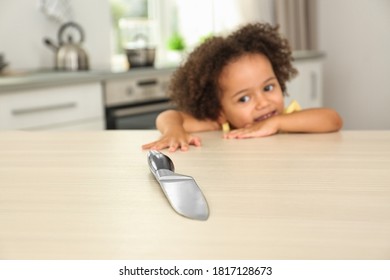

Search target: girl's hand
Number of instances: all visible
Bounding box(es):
[224,116,280,139]
[142,130,202,152]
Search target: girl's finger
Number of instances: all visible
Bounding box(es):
[190,136,202,147]
[168,142,179,152]
[179,141,189,151]
[142,141,157,149]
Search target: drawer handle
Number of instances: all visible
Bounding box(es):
[11,102,77,116]
[137,79,157,86]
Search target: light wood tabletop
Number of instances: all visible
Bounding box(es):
[0,130,389,259]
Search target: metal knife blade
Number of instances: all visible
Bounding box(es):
[147,150,209,221]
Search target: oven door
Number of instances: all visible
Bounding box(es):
[105,99,174,129]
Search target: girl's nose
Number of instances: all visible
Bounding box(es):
[254,92,269,109]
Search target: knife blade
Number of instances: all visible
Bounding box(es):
[147,150,209,221]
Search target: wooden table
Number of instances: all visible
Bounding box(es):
[0,131,389,259]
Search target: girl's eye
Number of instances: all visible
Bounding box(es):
[264,84,274,92]
[238,96,250,103]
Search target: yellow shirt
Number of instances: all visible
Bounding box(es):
[283,100,301,114]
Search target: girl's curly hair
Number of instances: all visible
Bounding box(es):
[168,22,298,121]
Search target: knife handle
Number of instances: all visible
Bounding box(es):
[147,150,175,177]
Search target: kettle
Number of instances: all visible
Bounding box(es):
[44,22,89,71]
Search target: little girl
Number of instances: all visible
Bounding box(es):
[142,23,342,152]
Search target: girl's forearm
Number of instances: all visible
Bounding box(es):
[278,108,343,133]
[155,110,186,134]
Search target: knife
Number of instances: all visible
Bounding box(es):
[147,150,209,221]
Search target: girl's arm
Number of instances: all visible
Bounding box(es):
[142,110,219,151]
[278,108,343,133]
[225,108,343,139]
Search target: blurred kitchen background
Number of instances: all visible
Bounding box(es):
[0,0,389,130]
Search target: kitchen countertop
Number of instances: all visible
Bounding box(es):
[0,130,389,259]
[0,51,323,93]
[0,67,176,93]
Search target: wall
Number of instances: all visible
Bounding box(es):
[318,0,390,129]
[0,0,112,70]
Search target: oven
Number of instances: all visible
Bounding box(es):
[103,70,175,129]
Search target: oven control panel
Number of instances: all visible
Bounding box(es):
[104,70,173,107]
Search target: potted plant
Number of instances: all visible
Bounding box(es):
[167,32,186,51]
[166,32,186,63]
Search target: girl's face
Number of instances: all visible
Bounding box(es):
[218,53,284,129]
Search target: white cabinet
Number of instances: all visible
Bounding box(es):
[0,83,104,130]
[285,58,323,109]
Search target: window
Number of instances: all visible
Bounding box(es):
[110,0,273,68]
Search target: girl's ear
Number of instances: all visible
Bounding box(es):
[217,112,227,125]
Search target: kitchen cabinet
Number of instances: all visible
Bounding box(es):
[0,82,104,130]
[285,57,323,109]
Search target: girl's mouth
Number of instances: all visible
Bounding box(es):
[254,110,277,122]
